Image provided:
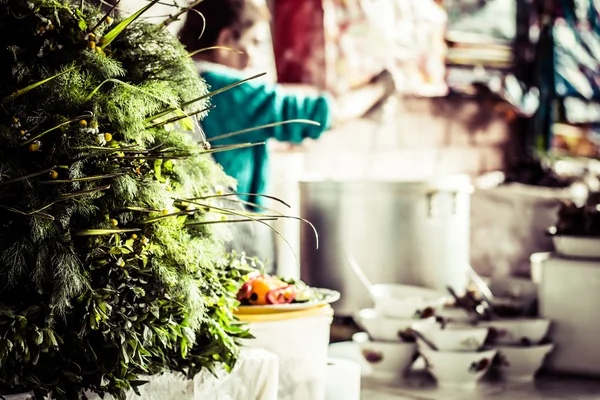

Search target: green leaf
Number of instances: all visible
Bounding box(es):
[180,337,188,358]
[153,159,163,181]
[21,113,92,146]
[2,66,76,104]
[121,345,130,364]
[200,142,265,155]
[209,119,321,142]
[74,228,141,236]
[33,330,44,345]
[44,330,58,347]
[39,173,125,184]
[148,73,266,121]
[188,46,244,58]
[85,78,174,104]
[64,371,83,383]
[100,0,162,48]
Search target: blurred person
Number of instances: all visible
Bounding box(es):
[178,0,396,270]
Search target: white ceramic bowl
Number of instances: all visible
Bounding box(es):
[355,308,416,342]
[352,332,417,381]
[370,284,447,319]
[552,235,600,259]
[411,319,489,352]
[436,306,477,323]
[479,318,551,346]
[497,343,555,383]
[418,343,497,389]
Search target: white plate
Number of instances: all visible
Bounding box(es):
[237,288,340,312]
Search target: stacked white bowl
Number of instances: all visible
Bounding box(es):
[352,284,447,382]
[411,318,496,389]
[479,318,554,383]
[411,316,554,387]
[350,283,554,387]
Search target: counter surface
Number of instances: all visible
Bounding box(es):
[361,372,600,400]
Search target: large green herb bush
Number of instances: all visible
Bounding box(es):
[0,1,256,398]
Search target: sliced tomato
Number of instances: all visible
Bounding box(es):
[265,285,296,305]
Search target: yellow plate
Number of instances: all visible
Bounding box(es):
[236,304,334,322]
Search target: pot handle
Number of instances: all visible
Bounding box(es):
[426,191,440,217]
[451,191,459,215]
[427,190,461,217]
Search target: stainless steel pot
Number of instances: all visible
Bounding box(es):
[299,175,472,316]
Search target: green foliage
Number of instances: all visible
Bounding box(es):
[0,0,251,398]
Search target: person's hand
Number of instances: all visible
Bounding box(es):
[370,69,397,99]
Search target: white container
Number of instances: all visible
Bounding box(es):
[355,308,416,342]
[300,175,473,316]
[411,319,489,352]
[418,344,497,389]
[552,235,600,259]
[238,305,334,400]
[538,255,600,376]
[325,358,361,400]
[530,252,552,284]
[497,343,554,383]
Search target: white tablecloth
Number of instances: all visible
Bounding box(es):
[84,347,278,400]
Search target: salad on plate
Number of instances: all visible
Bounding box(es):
[236,272,339,308]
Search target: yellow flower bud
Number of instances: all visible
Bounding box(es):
[28,141,41,152]
[49,170,58,179]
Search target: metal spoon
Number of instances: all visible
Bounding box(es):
[410,328,439,351]
[344,252,374,293]
[467,265,494,303]
[446,286,463,306]
[447,286,489,320]
[465,290,495,321]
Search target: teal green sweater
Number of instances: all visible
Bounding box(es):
[199,64,333,208]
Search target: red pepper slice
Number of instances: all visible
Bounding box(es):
[237,280,254,301]
[265,285,296,305]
